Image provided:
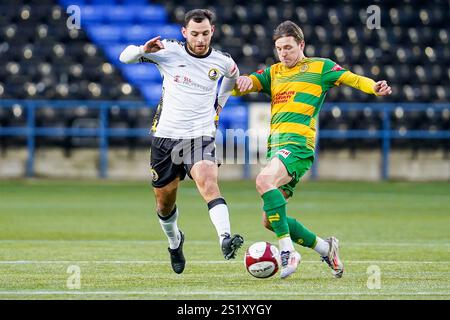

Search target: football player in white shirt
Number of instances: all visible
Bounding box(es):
[120,9,243,274]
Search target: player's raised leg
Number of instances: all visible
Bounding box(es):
[153,177,185,274]
[190,159,243,260]
[261,188,344,278]
[256,157,300,279]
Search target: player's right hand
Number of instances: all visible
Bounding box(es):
[236,76,253,92]
[374,80,392,96]
[143,36,165,53]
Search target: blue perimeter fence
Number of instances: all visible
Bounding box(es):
[0,100,449,180]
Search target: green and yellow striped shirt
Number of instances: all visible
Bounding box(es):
[234,57,377,158]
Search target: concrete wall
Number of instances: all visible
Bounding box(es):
[0,148,449,181]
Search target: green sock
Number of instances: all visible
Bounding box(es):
[286,216,317,248]
[262,189,289,239]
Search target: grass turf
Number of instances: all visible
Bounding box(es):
[0,179,449,299]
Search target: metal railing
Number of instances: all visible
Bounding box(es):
[1,100,449,179]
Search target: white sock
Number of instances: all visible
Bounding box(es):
[208,199,231,245]
[313,236,330,257]
[279,236,295,252]
[158,207,181,250]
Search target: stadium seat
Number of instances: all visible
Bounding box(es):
[1,0,450,153]
[138,83,163,105]
[87,25,122,44]
[154,24,183,40]
[135,5,168,24]
[105,6,136,24]
[59,0,86,7]
[91,0,118,4]
[121,64,162,85]
[104,44,128,65]
[80,5,105,25]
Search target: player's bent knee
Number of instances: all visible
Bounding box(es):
[196,180,220,202]
[157,202,176,216]
[154,190,177,216]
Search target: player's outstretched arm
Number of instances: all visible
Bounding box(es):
[338,71,392,96]
[119,36,165,64]
[232,76,256,96]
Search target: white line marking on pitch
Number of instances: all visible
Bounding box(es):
[0,291,448,296]
[0,240,448,247]
[0,260,449,265]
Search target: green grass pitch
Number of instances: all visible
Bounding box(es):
[0,179,449,300]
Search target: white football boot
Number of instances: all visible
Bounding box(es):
[321,236,344,278]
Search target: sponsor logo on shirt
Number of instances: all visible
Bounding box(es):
[272,91,296,104]
[331,64,344,71]
[276,149,291,158]
[173,75,212,92]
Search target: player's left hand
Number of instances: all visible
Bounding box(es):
[374,80,392,96]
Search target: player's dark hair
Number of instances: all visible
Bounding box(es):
[273,20,304,43]
[184,9,215,27]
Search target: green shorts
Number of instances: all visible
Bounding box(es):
[267,144,314,198]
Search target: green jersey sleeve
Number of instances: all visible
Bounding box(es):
[321,59,348,90]
[250,67,272,95]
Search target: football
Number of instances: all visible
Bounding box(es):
[244,241,280,278]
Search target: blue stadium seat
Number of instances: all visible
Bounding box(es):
[121,24,162,44]
[218,103,248,144]
[104,44,128,65]
[138,83,163,105]
[121,24,183,44]
[154,24,183,40]
[121,0,148,3]
[90,0,119,4]
[221,104,247,129]
[80,5,106,25]
[121,64,161,85]
[59,0,86,8]
[135,5,168,24]
[87,24,122,44]
[105,6,136,23]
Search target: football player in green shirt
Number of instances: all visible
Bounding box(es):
[233,20,391,279]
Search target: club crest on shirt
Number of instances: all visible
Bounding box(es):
[299,64,309,73]
[208,68,220,81]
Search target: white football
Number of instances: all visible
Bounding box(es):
[244,241,280,278]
